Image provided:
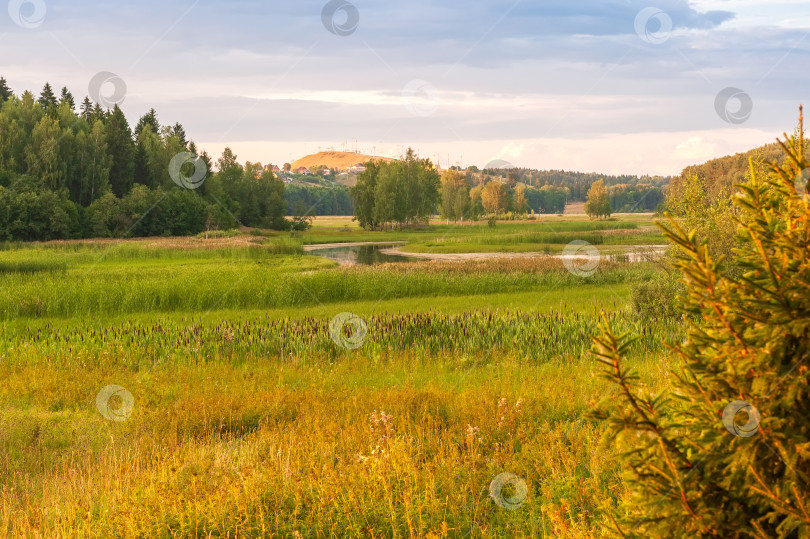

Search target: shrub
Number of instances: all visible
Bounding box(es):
[590,110,810,537]
[630,270,681,319]
[196,229,239,239]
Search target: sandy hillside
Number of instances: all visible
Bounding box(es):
[290,151,395,171]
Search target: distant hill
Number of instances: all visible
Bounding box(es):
[290,151,395,172]
[674,142,784,199]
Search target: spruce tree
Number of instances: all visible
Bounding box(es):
[590,109,810,537]
[59,86,75,111]
[106,105,135,197]
[0,77,12,104]
[80,97,93,121]
[171,122,187,147]
[38,82,57,110]
[134,108,160,138]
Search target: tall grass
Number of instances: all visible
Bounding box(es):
[0,247,655,319]
[1,309,682,370]
[0,236,678,537]
[0,344,672,537]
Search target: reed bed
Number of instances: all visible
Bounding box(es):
[2,309,681,370]
[0,253,654,319]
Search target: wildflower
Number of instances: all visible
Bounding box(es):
[466,424,482,444]
[222,328,234,342]
[369,410,394,444]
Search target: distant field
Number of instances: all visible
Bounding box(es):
[0,225,678,537]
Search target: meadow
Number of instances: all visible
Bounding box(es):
[0,215,680,537]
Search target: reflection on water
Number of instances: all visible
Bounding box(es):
[308,244,417,265]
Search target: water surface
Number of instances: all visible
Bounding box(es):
[307,244,417,265]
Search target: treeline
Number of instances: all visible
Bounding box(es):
[285,184,352,216]
[473,167,667,211]
[0,78,290,241]
[671,142,784,202]
[608,183,665,213]
[350,152,664,229]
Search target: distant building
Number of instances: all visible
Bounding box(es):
[321,168,331,176]
[272,165,281,173]
[348,163,366,174]
[295,167,311,175]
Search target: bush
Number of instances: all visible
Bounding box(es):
[196,229,239,239]
[591,111,810,537]
[0,186,80,241]
[630,270,681,319]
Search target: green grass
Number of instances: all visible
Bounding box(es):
[0,232,678,537]
[0,242,659,319]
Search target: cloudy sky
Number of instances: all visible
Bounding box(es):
[1,0,808,174]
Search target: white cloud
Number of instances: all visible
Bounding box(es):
[4,0,807,175]
[674,136,721,161]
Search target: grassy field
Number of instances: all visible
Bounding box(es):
[298,215,666,255]
[0,217,679,537]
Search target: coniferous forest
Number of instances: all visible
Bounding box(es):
[0,78,288,241]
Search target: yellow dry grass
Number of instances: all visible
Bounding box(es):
[291,151,395,172]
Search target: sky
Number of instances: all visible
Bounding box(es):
[1,0,808,175]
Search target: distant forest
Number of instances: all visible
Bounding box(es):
[0,79,290,241]
[670,142,784,201]
[2,77,765,240]
[476,167,670,213]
